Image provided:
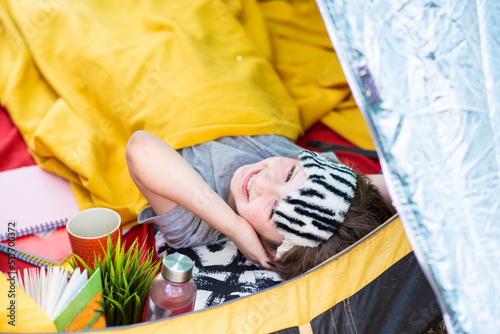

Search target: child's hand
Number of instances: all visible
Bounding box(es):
[229,216,273,269]
[261,239,278,262]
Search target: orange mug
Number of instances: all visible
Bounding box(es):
[66,207,121,271]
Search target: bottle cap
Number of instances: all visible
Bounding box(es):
[161,253,194,283]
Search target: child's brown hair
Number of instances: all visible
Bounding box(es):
[270,173,395,280]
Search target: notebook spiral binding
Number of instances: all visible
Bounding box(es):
[0,217,69,242]
[0,243,55,269]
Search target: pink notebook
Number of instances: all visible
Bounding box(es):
[0,165,79,265]
[0,165,80,240]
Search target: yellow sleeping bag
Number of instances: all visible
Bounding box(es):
[0,0,371,229]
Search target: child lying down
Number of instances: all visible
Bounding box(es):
[126,131,395,280]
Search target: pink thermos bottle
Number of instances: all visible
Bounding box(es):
[145,253,197,321]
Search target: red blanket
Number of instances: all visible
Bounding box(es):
[0,105,36,172]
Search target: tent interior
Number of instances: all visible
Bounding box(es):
[2,0,497,332]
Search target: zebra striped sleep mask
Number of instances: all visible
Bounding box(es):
[275,150,357,259]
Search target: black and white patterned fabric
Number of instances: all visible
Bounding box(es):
[154,227,283,310]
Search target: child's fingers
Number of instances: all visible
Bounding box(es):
[260,260,272,270]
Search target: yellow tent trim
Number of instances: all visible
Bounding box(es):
[83,215,410,333]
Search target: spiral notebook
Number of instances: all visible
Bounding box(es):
[0,166,79,266]
[0,226,72,266]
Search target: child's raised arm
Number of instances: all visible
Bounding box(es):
[126,131,272,268]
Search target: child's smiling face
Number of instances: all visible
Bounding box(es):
[230,156,307,247]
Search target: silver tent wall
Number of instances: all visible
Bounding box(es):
[315,1,500,333]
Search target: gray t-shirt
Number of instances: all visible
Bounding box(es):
[138,135,337,248]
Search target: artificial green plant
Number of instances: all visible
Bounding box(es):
[69,234,159,326]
